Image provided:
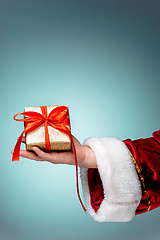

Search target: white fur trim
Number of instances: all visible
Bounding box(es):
[80,137,142,222]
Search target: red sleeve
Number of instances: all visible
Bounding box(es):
[123,130,160,215]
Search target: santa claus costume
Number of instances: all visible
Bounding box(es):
[80,129,160,222]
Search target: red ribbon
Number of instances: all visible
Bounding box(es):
[12,106,86,212]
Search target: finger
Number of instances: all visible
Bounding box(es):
[32,146,53,161]
[16,136,26,143]
[32,147,75,165]
[19,149,44,161]
[71,135,81,147]
[21,136,26,143]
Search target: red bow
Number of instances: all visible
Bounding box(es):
[12,106,86,212]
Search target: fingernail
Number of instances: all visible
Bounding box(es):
[11,150,13,154]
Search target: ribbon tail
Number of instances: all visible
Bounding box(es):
[49,123,87,212]
[70,135,87,213]
[12,130,25,161]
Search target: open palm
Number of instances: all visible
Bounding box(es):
[12,135,97,168]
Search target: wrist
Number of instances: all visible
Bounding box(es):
[83,145,97,168]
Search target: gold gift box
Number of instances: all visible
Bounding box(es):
[24,105,71,151]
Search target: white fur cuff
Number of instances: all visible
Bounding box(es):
[80,137,142,222]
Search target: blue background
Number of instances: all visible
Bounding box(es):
[1,0,160,239]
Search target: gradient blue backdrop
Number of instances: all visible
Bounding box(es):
[1,0,160,240]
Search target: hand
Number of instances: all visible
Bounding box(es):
[11,136,97,168]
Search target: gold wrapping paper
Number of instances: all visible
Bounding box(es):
[24,105,71,151]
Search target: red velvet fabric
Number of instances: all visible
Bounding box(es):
[88,168,104,213]
[87,130,160,215]
[124,130,160,215]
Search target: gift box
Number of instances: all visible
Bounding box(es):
[24,105,71,151]
[12,104,86,212]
